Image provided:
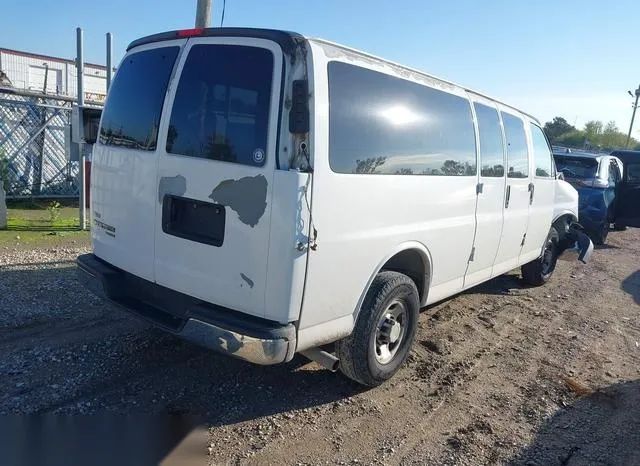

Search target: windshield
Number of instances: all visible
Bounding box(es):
[553,156,598,179]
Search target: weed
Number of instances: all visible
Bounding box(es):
[47,201,62,225]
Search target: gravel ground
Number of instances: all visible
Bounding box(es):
[1,229,639,465]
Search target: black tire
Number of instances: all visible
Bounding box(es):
[590,222,609,246]
[335,271,419,387]
[521,226,560,286]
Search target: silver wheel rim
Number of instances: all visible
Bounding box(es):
[374,299,407,365]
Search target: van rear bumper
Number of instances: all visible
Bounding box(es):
[76,253,296,366]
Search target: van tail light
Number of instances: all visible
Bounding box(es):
[177,28,204,38]
[578,178,609,188]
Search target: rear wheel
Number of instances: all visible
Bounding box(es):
[335,271,419,387]
[521,226,559,286]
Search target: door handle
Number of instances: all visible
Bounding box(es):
[528,183,535,205]
[505,185,511,208]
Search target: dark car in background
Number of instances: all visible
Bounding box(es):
[552,148,624,245]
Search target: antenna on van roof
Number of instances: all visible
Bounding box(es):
[221,0,227,27]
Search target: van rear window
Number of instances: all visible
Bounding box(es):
[166,44,273,166]
[554,156,598,179]
[99,46,179,150]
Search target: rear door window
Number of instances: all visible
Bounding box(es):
[99,46,180,150]
[501,112,529,178]
[166,44,274,166]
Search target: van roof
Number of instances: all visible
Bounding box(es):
[126,26,539,124]
[126,27,304,55]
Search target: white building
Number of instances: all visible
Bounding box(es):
[0,47,109,102]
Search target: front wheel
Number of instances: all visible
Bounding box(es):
[335,271,419,387]
[521,226,559,286]
[589,222,609,246]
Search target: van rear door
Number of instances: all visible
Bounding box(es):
[91,41,183,281]
[153,37,284,320]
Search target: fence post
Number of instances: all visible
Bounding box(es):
[76,27,87,231]
[0,184,6,230]
[0,149,6,229]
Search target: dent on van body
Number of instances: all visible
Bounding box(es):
[158,175,187,203]
[208,174,268,227]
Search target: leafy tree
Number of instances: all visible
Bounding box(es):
[354,156,386,174]
[543,117,575,141]
[604,121,618,133]
[554,130,587,148]
[584,120,603,140]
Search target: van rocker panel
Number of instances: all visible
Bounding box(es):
[76,253,296,365]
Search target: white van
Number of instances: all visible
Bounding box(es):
[77,27,593,386]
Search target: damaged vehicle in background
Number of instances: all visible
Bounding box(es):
[553,148,640,244]
[77,27,593,388]
[552,148,623,245]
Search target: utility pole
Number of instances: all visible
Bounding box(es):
[106,33,113,91]
[626,84,640,149]
[195,0,212,28]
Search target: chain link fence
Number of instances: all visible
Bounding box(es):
[0,88,95,198]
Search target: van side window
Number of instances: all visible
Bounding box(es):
[501,112,529,178]
[166,44,273,166]
[530,123,554,178]
[473,103,505,177]
[99,46,179,150]
[327,61,476,176]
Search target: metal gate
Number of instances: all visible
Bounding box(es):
[0,87,100,198]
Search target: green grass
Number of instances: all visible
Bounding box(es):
[7,206,81,230]
[1,201,91,247]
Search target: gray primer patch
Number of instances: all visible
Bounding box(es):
[158,175,187,203]
[209,175,268,227]
[240,273,254,288]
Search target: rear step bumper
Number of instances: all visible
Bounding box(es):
[76,253,296,366]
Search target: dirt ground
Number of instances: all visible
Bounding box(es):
[1,228,639,465]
